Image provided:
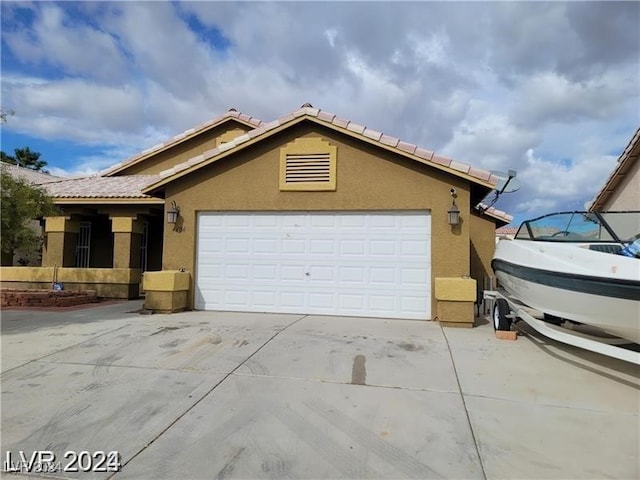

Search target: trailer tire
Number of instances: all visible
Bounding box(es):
[493,299,512,331]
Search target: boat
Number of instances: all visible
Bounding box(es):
[491,211,640,344]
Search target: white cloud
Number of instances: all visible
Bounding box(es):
[3,4,128,83]
[3,75,146,142]
[510,148,618,215]
[512,70,637,126]
[0,1,638,221]
[443,105,541,171]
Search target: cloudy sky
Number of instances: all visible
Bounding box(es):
[1,1,638,224]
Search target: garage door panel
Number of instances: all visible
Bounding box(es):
[196,212,431,319]
[308,239,334,254]
[224,290,248,306]
[282,215,306,228]
[338,294,365,310]
[401,240,429,256]
[253,265,277,280]
[254,215,279,228]
[225,264,250,279]
[254,238,278,254]
[339,267,365,283]
[251,291,276,307]
[401,296,430,314]
[308,265,335,281]
[400,268,430,285]
[280,292,305,308]
[310,215,336,228]
[401,214,430,228]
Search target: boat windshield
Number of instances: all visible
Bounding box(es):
[514,211,640,243]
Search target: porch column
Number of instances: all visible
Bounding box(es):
[42,216,79,267]
[111,216,144,268]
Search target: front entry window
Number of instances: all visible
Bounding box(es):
[76,221,91,268]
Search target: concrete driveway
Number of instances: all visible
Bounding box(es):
[1,301,638,479]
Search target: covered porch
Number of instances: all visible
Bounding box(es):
[1,176,166,299]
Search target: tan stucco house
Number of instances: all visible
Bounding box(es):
[1,105,510,326]
[589,127,639,211]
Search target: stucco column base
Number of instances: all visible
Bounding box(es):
[143,270,191,313]
[113,232,142,269]
[42,232,78,267]
[437,302,475,328]
[434,277,477,328]
[144,291,188,313]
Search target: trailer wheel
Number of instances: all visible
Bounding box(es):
[493,299,512,331]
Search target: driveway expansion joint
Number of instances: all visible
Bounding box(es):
[441,326,488,480]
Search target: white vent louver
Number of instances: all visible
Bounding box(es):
[285,153,331,183]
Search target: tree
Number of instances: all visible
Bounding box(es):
[0,147,48,172]
[0,151,16,165]
[0,169,58,265]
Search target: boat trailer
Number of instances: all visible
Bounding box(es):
[484,289,640,365]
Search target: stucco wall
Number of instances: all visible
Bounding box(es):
[469,212,496,292]
[115,122,253,176]
[161,123,476,316]
[603,159,640,211]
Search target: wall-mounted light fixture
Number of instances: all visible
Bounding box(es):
[167,201,180,225]
[448,187,460,225]
[448,202,460,225]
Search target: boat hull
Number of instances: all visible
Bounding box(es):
[493,240,640,344]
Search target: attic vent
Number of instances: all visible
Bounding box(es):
[285,153,331,183]
[279,137,337,191]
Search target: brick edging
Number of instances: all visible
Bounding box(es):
[0,289,99,308]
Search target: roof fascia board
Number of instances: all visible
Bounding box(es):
[143,115,495,194]
[53,198,164,205]
[589,129,639,211]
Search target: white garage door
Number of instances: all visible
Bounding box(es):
[195,212,431,319]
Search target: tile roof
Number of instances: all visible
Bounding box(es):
[102,108,263,176]
[1,163,63,184]
[589,127,640,211]
[495,226,518,235]
[145,105,500,193]
[478,203,514,225]
[42,175,162,199]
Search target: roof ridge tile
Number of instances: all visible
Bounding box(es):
[397,141,417,154]
[346,122,365,134]
[415,148,435,161]
[362,127,382,141]
[380,134,400,148]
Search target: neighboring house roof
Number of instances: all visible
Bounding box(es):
[589,127,640,211]
[143,105,500,195]
[42,175,163,202]
[1,163,62,184]
[102,109,263,176]
[495,226,518,236]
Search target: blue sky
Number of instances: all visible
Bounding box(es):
[1,1,639,225]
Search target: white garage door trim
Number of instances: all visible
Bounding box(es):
[195,211,431,319]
